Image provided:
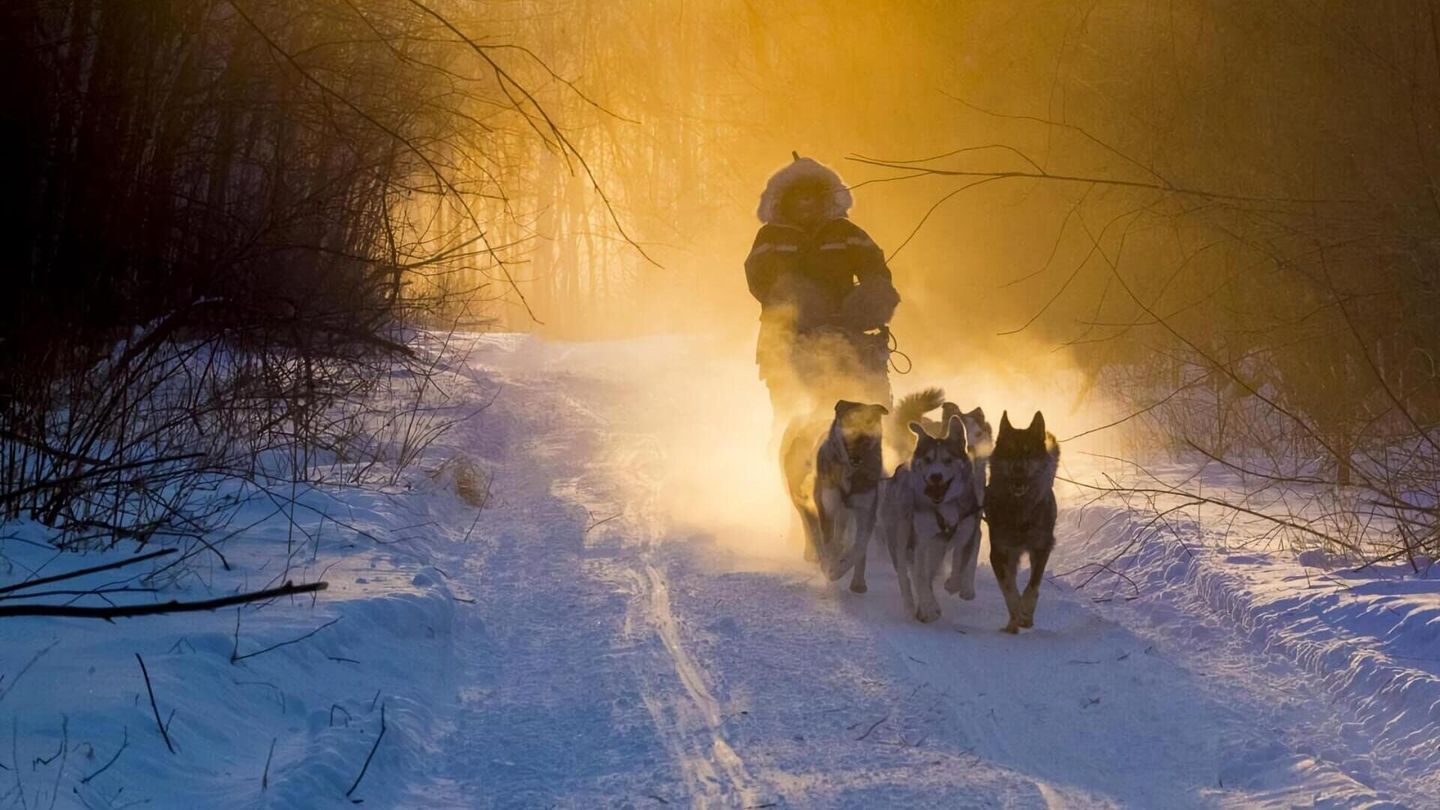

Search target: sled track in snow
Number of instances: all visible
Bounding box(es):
[602,436,760,804]
[497,349,760,807]
[624,562,759,807]
[433,334,1430,806]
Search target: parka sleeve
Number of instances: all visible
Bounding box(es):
[744,226,788,304]
[839,224,900,330]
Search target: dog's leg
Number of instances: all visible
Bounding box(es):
[990,545,1023,633]
[889,521,916,618]
[1018,546,1051,628]
[799,507,822,563]
[912,537,946,623]
[847,494,877,593]
[944,518,981,599]
[820,491,856,581]
[815,498,833,565]
[817,485,851,574]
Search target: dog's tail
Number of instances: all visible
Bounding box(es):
[892,387,945,431]
[886,387,946,460]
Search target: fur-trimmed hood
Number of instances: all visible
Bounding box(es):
[756,157,853,224]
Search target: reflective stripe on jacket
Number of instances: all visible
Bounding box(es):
[744,217,897,334]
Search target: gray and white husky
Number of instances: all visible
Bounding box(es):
[878,414,981,623]
[781,400,888,585]
[940,402,992,600]
[879,389,993,600]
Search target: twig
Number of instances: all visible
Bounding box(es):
[9,718,22,808]
[345,703,386,801]
[0,639,59,704]
[135,654,175,754]
[0,550,176,596]
[0,587,159,603]
[0,581,328,620]
[262,737,276,790]
[80,728,127,784]
[855,715,888,741]
[584,512,623,536]
[231,617,341,664]
[233,680,285,713]
[46,718,67,810]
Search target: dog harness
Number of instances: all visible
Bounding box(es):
[934,498,982,543]
[841,459,882,508]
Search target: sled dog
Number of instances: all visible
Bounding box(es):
[780,400,888,582]
[986,411,1060,634]
[881,390,993,601]
[880,413,980,622]
[940,402,992,600]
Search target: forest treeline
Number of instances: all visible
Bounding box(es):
[2,0,1439,564]
[0,0,597,549]
[938,1,1440,566]
[500,0,1440,565]
[494,0,1440,566]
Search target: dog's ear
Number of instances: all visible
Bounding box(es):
[1028,410,1046,437]
[967,406,985,423]
[908,420,928,440]
[945,413,968,451]
[941,401,960,420]
[834,400,861,417]
[998,411,1013,435]
[869,403,889,416]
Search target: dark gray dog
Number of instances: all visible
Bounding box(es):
[815,400,888,587]
[985,411,1060,634]
[781,400,888,583]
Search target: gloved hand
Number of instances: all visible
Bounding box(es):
[839,279,900,332]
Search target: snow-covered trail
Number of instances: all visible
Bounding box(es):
[416,335,1418,808]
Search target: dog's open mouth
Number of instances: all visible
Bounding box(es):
[924,477,952,503]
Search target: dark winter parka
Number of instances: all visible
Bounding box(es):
[745,158,899,378]
[745,218,893,332]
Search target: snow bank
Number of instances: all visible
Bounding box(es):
[0,335,500,809]
[1064,487,1440,798]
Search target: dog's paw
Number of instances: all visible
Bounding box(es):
[1001,622,1020,634]
[849,579,868,594]
[915,603,942,623]
[945,576,976,600]
[1019,593,1039,624]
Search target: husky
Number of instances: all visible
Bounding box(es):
[879,413,980,623]
[985,411,1060,634]
[780,400,888,583]
[881,390,993,601]
[849,387,943,594]
[940,403,993,600]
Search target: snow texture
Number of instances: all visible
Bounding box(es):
[2,334,1436,808]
